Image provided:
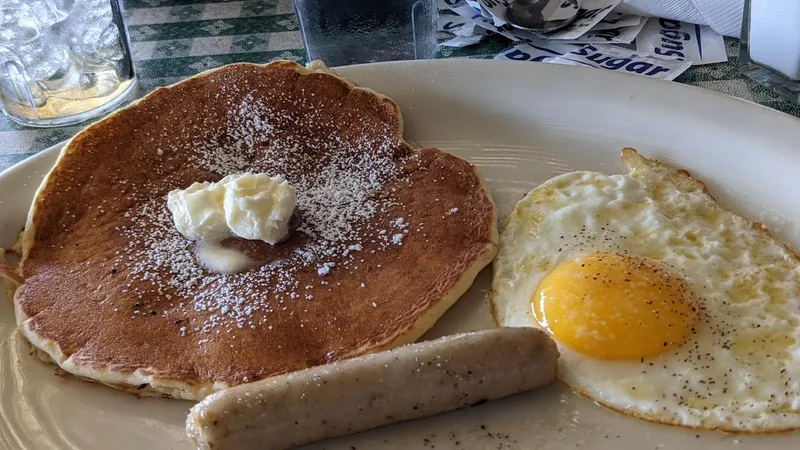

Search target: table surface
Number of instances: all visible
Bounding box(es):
[1,0,799,173]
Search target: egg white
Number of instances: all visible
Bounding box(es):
[491,156,800,432]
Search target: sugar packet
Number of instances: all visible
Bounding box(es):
[478,0,512,27]
[495,40,581,62]
[552,18,647,44]
[543,0,624,40]
[438,14,478,37]
[540,0,582,22]
[443,0,483,22]
[444,0,519,40]
[590,13,642,31]
[466,0,485,15]
[441,35,487,47]
[635,18,727,65]
[551,44,693,80]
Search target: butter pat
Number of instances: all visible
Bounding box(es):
[196,241,253,273]
[222,173,296,244]
[166,182,229,241]
[167,174,296,244]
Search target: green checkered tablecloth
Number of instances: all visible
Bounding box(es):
[1,0,799,172]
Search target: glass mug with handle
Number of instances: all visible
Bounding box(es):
[0,0,137,127]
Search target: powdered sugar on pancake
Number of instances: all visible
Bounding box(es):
[118,86,416,335]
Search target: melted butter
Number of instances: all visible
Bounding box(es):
[196,241,252,274]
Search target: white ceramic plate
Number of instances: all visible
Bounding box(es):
[2,60,800,450]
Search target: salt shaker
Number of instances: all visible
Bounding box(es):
[738,0,800,104]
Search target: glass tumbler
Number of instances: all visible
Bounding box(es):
[293,0,438,67]
[0,0,137,127]
[738,0,800,104]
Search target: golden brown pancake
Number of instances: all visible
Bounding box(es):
[12,61,498,400]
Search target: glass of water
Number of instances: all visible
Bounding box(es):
[294,0,438,67]
[0,0,137,127]
[738,0,800,104]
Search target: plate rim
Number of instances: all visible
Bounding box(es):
[335,59,800,124]
[0,142,64,180]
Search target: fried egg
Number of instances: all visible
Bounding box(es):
[491,148,800,432]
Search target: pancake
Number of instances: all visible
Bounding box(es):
[10,61,498,400]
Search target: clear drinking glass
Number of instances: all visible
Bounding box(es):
[293,0,438,67]
[738,0,800,104]
[0,0,137,127]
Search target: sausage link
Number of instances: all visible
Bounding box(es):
[187,327,558,450]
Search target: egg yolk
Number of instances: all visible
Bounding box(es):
[532,253,699,360]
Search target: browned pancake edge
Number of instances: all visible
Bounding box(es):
[13,60,498,400]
